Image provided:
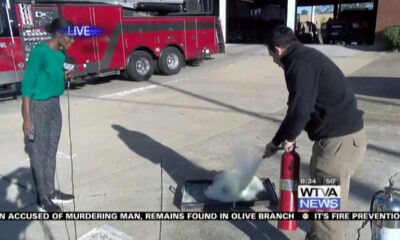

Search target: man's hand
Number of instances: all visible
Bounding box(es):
[283,140,295,152]
[263,142,279,158]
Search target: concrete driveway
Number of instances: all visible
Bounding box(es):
[0,44,398,240]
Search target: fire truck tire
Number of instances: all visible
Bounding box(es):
[127,51,155,81]
[157,47,183,76]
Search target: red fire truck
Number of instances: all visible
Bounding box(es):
[0,0,224,93]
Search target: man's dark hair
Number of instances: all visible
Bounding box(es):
[266,25,298,51]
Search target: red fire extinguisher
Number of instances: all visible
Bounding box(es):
[278,147,300,231]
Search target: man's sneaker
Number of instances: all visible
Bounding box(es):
[49,190,74,203]
[38,199,62,212]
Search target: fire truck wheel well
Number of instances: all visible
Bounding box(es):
[131,47,156,60]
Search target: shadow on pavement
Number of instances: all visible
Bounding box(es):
[111,124,217,208]
[112,124,289,240]
[344,44,385,52]
[368,143,400,159]
[0,167,37,240]
[0,137,61,239]
[356,95,400,107]
[349,76,400,99]
[148,80,282,124]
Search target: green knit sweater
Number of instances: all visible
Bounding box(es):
[21,43,66,100]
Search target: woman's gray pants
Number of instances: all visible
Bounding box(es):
[28,97,61,203]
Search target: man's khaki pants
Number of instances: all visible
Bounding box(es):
[308,129,367,240]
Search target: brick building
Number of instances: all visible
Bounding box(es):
[375,0,400,38]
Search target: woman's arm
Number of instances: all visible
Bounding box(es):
[21,47,42,135]
[21,97,33,136]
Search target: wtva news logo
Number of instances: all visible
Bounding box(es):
[60,26,103,38]
[298,185,341,210]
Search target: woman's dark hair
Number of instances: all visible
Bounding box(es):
[45,18,72,35]
[266,25,298,51]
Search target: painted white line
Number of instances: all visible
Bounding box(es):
[26,151,78,162]
[57,151,78,159]
[99,84,158,99]
[98,77,189,99]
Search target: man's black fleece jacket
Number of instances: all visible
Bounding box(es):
[272,42,364,146]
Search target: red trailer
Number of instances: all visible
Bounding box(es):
[0,0,224,93]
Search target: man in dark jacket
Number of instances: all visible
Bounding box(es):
[263,26,367,240]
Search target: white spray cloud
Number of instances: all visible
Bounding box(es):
[205,145,265,202]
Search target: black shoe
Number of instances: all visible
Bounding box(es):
[49,190,74,203]
[38,199,62,212]
[305,232,316,240]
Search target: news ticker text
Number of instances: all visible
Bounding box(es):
[1,212,400,221]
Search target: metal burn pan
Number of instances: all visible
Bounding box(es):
[181,178,278,210]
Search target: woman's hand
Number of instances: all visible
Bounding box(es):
[22,119,33,136]
[21,97,33,136]
[65,71,74,81]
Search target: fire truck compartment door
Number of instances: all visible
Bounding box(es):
[61,5,99,73]
[92,6,124,70]
[184,17,217,60]
[0,37,19,84]
[0,2,21,85]
[184,18,197,60]
[196,18,217,55]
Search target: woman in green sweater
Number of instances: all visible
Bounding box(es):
[21,18,75,212]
